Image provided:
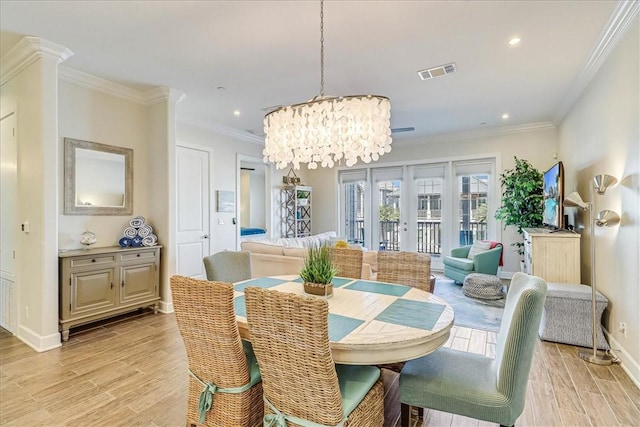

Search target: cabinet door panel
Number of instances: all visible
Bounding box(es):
[71,269,117,314]
[120,263,157,305]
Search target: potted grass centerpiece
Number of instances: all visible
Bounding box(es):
[300,245,337,297]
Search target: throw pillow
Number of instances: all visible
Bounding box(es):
[467,241,492,260]
[334,240,349,248]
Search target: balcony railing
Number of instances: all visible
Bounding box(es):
[347,219,487,254]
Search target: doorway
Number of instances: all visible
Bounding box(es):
[1,109,17,333]
[236,155,270,249]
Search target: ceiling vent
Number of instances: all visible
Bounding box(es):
[391,127,415,134]
[417,63,456,80]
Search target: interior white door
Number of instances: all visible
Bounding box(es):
[176,145,211,279]
[0,110,17,333]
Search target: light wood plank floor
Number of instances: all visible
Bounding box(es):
[1,311,638,427]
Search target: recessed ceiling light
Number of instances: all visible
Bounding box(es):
[502,113,510,119]
[508,37,521,46]
[233,110,241,116]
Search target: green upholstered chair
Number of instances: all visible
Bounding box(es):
[203,250,252,283]
[399,272,547,427]
[443,243,502,283]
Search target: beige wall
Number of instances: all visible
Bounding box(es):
[58,81,151,250]
[1,56,61,350]
[558,17,639,383]
[306,126,558,274]
[176,124,265,252]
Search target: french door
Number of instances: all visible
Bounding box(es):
[339,158,496,271]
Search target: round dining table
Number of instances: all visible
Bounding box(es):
[233,275,454,365]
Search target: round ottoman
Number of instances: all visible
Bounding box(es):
[462,273,503,300]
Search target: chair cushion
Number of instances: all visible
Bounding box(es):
[242,340,262,387]
[400,348,511,422]
[467,241,492,259]
[335,364,380,418]
[443,256,475,271]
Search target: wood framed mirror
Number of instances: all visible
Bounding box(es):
[64,138,133,215]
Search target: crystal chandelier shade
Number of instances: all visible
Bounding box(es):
[263,0,392,170]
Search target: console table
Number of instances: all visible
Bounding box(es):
[58,245,161,341]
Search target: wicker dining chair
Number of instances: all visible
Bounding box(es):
[244,286,384,426]
[170,275,263,427]
[331,247,363,279]
[377,251,432,292]
[377,251,432,374]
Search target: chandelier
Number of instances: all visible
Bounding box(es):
[263,0,392,170]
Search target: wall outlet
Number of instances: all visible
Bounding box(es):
[618,321,627,337]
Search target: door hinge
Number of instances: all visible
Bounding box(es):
[13,128,15,137]
[155,264,157,271]
[69,278,72,286]
[111,282,114,289]
[121,280,125,287]
[69,303,71,311]
[12,250,15,259]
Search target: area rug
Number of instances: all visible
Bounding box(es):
[433,276,505,332]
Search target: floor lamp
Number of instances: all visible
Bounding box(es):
[563,174,620,365]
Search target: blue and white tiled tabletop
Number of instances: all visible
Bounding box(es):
[233,275,455,365]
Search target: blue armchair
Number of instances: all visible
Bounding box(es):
[443,243,502,283]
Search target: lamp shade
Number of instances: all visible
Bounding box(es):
[595,210,620,227]
[593,174,618,195]
[563,192,589,210]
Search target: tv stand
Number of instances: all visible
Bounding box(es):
[523,228,580,283]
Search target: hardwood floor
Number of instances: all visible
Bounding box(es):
[1,311,638,427]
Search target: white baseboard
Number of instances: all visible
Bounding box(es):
[605,330,640,388]
[17,324,61,352]
[158,300,174,314]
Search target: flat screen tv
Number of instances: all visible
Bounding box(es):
[542,161,564,229]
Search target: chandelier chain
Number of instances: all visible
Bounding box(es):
[262,0,392,170]
[320,0,324,97]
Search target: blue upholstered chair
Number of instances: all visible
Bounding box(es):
[203,250,251,283]
[443,242,502,283]
[399,272,547,427]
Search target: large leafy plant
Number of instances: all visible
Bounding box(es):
[300,246,337,284]
[495,157,544,256]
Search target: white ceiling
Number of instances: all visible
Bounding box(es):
[0,1,621,145]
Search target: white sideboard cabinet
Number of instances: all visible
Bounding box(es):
[523,228,580,283]
[58,245,161,341]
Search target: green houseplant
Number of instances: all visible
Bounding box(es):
[495,157,544,258]
[300,245,337,297]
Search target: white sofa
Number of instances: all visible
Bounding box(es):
[240,232,378,280]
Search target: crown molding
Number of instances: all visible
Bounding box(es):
[400,121,556,146]
[1,36,73,86]
[179,116,265,145]
[209,122,264,144]
[145,87,186,105]
[59,66,187,106]
[59,66,148,104]
[553,0,640,124]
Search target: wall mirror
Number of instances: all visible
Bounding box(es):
[64,138,133,215]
